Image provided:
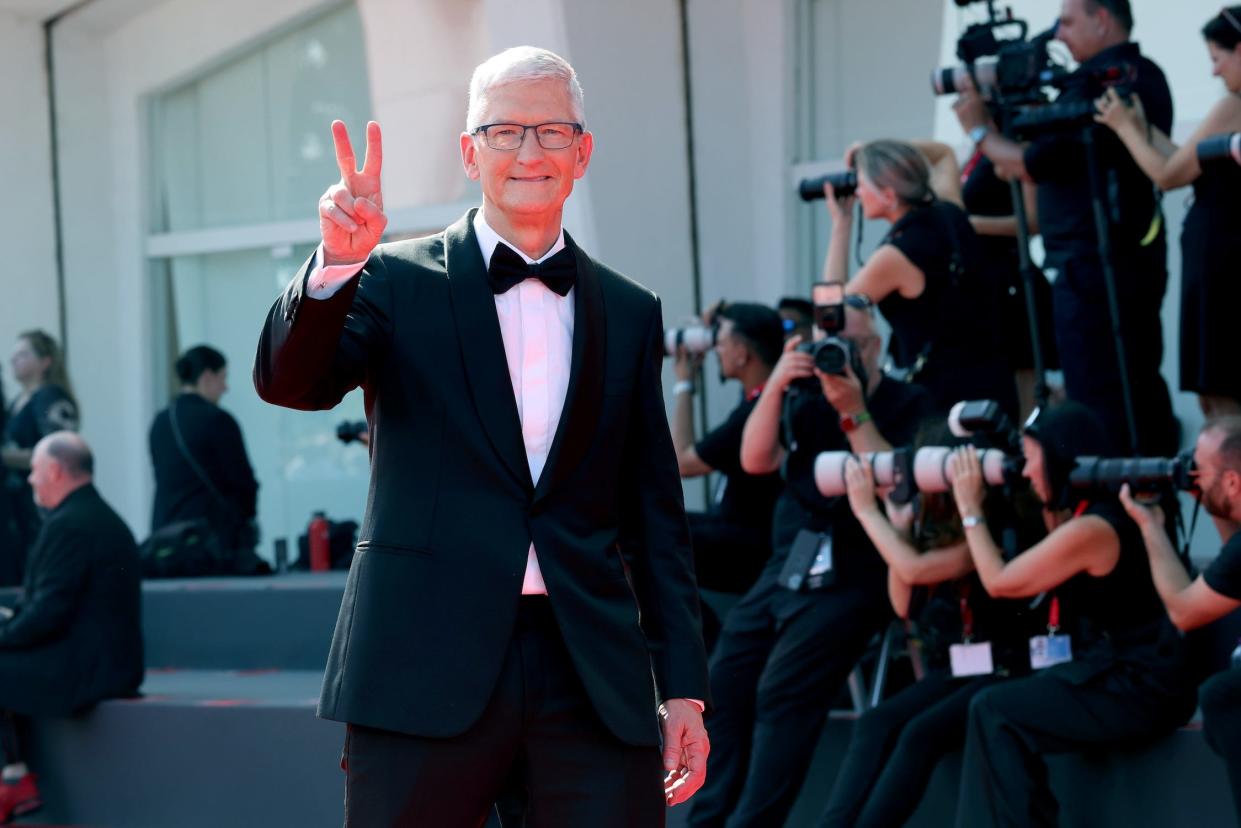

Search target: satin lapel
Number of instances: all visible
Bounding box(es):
[444,210,534,492]
[534,234,605,504]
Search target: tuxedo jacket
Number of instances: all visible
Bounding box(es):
[254,210,709,745]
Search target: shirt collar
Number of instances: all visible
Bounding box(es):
[473,209,566,268]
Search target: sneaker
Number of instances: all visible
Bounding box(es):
[0,773,41,823]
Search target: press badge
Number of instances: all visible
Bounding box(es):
[949,642,994,677]
[805,532,834,591]
[1029,633,1073,669]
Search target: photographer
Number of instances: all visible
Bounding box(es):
[816,425,1039,828]
[1119,416,1241,823]
[672,302,786,650]
[821,139,1018,419]
[687,302,935,828]
[958,0,1177,455]
[1095,6,1241,417]
[149,345,260,565]
[947,402,1196,826]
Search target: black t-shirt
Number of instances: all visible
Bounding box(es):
[5,384,79,450]
[695,395,783,530]
[771,377,937,587]
[1023,42,1173,262]
[1056,500,1169,644]
[1204,529,1241,601]
[880,200,1016,415]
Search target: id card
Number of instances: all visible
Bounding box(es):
[1029,634,1073,670]
[949,641,994,678]
[805,533,834,591]
[778,529,835,592]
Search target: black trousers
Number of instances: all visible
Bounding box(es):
[1201,665,1241,826]
[817,671,1002,828]
[341,597,664,828]
[955,663,1195,828]
[1051,254,1177,456]
[686,567,891,828]
[687,512,770,655]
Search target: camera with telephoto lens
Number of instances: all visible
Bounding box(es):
[664,323,719,357]
[797,170,858,202]
[1198,132,1241,167]
[813,399,1025,503]
[1068,450,1198,495]
[336,420,368,445]
[794,282,865,384]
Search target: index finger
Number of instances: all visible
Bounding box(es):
[784,335,803,353]
[332,120,357,179]
[361,120,383,177]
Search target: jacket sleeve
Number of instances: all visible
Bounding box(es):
[617,297,711,707]
[0,525,88,649]
[215,411,259,519]
[253,249,394,411]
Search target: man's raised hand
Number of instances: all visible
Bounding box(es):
[320,120,387,266]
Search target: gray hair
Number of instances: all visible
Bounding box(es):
[856,140,934,207]
[39,431,94,478]
[465,46,586,132]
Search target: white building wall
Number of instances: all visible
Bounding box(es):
[0,10,58,394]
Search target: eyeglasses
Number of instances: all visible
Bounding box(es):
[472,122,583,151]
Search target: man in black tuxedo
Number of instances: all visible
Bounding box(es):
[254,46,710,826]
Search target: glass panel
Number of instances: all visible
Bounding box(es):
[166,245,369,556]
[152,3,372,233]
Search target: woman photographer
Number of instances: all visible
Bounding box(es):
[1094,6,1241,416]
[816,426,1037,828]
[149,345,261,571]
[822,139,1018,418]
[948,402,1197,825]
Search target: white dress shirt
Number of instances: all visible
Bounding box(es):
[305,211,574,595]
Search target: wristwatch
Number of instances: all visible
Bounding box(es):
[969,124,990,146]
[962,514,986,529]
[839,410,872,433]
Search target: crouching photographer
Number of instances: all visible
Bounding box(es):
[1118,416,1241,823]
[816,139,1018,418]
[687,297,935,828]
[947,402,1197,826]
[671,302,787,652]
[816,421,1043,828]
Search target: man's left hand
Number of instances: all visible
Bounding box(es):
[661,699,709,806]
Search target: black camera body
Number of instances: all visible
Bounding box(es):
[1068,450,1198,495]
[793,282,866,384]
[797,170,858,202]
[336,420,368,445]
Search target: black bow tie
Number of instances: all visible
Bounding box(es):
[487,242,577,297]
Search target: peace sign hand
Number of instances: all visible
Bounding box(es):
[320,120,388,266]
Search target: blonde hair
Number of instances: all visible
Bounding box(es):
[856,140,934,206]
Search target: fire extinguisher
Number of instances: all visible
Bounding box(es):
[309,511,331,572]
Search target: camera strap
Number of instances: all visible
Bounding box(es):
[169,397,244,524]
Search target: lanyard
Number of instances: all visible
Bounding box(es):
[961,147,984,185]
[1045,500,1091,634]
[959,580,975,643]
[746,384,765,403]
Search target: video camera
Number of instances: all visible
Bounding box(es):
[813,399,1025,502]
[1198,132,1241,167]
[1068,450,1198,495]
[794,282,866,382]
[931,1,1135,139]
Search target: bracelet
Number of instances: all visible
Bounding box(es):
[673,380,695,396]
[962,514,986,529]
[839,409,871,433]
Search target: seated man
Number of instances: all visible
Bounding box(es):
[1120,416,1241,825]
[0,432,143,821]
[672,302,786,651]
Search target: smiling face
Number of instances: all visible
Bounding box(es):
[460,78,593,230]
[1208,38,1241,94]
